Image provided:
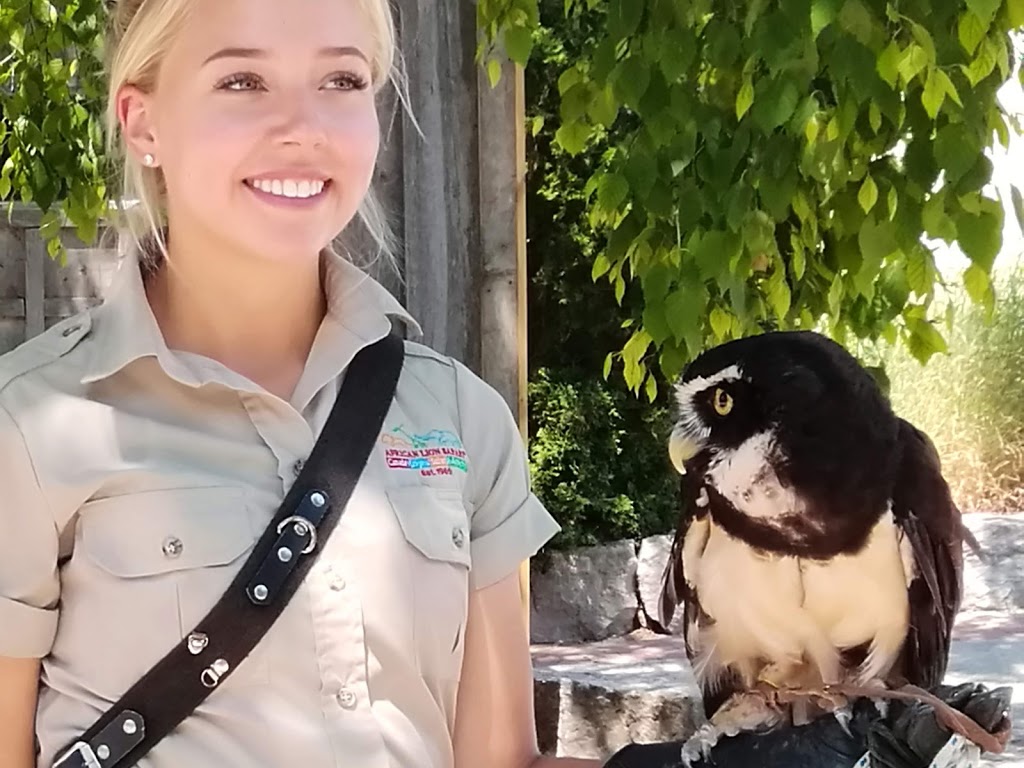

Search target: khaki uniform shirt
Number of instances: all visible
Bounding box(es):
[0,251,560,768]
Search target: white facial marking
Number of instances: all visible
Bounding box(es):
[674,364,744,407]
[705,431,805,522]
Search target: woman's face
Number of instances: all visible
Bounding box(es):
[122,0,381,266]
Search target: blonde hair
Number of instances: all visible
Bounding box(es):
[103,0,402,273]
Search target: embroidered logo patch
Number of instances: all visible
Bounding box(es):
[382,426,468,476]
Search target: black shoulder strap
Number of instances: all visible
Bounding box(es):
[54,332,405,768]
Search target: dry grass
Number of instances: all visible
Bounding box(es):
[881,268,1024,513]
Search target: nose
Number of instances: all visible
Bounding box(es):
[272,91,329,149]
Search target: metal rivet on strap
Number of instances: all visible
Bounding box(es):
[278,546,293,563]
[253,584,269,601]
[201,658,230,688]
[187,632,209,655]
[123,717,138,735]
[97,745,111,760]
[310,492,326,507]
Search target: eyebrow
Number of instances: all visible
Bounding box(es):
[202,46,369,66]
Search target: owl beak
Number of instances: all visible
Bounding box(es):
[669,433,702,474]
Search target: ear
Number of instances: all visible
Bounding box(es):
[116,84,160,167]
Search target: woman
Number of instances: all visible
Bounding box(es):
[0,0,601,766]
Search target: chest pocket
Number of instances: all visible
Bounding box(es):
[59,487,268,698]
[386,486,472,682]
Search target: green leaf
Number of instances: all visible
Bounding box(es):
[957,11,988,56]
[592,253,612,281]
[555,120,591,155]
[955,206,1003,272]
[922,194,958,242]
[921,69,946,118]
[665,287,701,345]
[876,42,901,88]
[811,0,841,38]
[906,317,948,361]
[906,249,932,296]
[869,101,882,133]
[858,174,879,213]
[608,0,644,39]
[908,21,937,63]
[966,37,999,85]
[1011,186,1024,233]
[736,77,755,121]
[503,25,534,65]
[791,238,807,280]
[898,44,929,85]
[1011,0,1024,27]
[487,58,502,88]
[805,116,820,144]
[966,0,1001,24]
[710,306,732,339]
[963,263,993,308]
[645,374,658,403]
[766,270,792,319]
[603,352,614,380]
[597,172,630,214]
[934,123,978,184]
[828,275,844,315]
[753,77,801,133]
[936,70,963,108]
[838,0,874,45]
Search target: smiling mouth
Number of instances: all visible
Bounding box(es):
[244,178,331,200]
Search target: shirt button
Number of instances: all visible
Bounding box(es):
[292,459,305,477]
[162,537,183,558]
[451,527,466,549]
[330,575,346,591]
[337,689,357,709]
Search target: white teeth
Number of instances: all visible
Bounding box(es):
[250,178,326,199]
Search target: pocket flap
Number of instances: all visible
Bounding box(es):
[79,487,254,578]
[386,487,472,568]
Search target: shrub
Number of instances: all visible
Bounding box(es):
[528,367,679,550]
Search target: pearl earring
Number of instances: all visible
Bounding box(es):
[143,153,155,167]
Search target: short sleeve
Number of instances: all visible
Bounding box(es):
[0,399,60,658]
[454,362,561,591]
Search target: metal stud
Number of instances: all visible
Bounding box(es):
[187,632,209,655]
[310,492,326,507]
[278,546,293,563]
[122,718,138,735]
[253,584,269,601]
[97,745,111,760]
[201,658,230,688]
[293,521,309,537]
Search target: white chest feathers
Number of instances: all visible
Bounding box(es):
[684,510,914,691]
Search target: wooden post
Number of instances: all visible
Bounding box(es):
[477,57,531,624]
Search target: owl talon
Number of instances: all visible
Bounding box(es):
[679,723,721,767]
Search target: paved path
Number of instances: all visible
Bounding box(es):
[532,611,1023,764]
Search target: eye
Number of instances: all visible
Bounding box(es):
[323,72,370,91]
[713,388,734,416]
[217,72,265,92]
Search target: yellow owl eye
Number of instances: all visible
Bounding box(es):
[713,388,734,416]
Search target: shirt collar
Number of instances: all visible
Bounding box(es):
[81,249,420,391]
